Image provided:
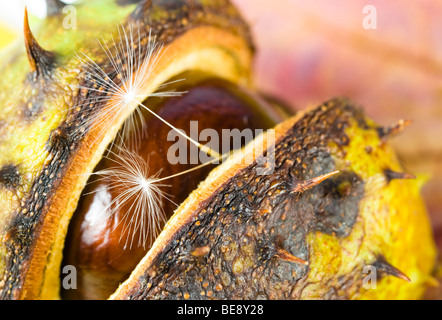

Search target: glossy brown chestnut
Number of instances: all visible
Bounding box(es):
[61,72,285,300]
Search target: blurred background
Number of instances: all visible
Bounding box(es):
[1,0,441,254]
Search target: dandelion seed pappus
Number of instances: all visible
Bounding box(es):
[74,24,218,157]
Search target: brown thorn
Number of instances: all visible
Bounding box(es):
[373,256,411,283]
[24,7,37,73]
[292,170,339,193]
[276,248,308,266]
[24,7,55,78]
[46,0,65,16]
[377,119,413,141]
[384,169,416,184]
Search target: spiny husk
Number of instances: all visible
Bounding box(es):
[112,98,436,300]
[0,0,253,300]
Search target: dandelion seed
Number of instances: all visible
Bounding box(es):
[74,24,227,249]
[88,142,226,249]
[74,24,220,158]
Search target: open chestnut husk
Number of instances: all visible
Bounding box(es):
[0,0,436,300]
[62,73,286,300]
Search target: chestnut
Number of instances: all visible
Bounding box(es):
[61,72,285,300]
